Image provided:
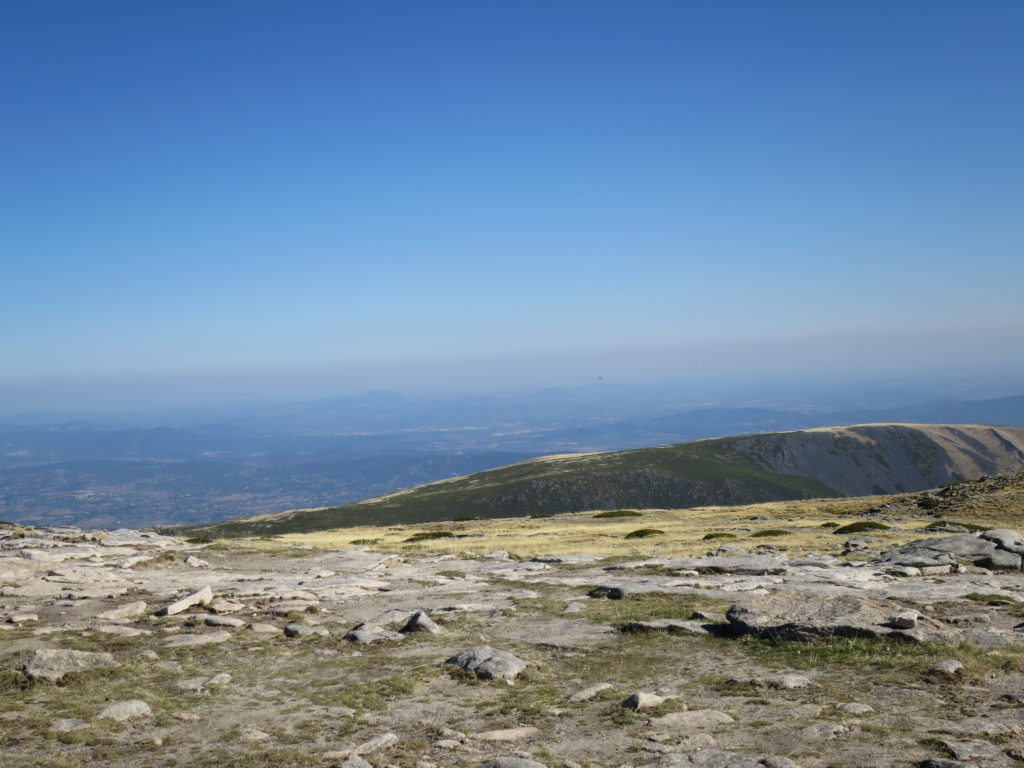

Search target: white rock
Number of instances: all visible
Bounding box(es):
[96,700,151,721]
[159,585,213,616]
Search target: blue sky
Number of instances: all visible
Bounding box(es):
[2,1,1023,410]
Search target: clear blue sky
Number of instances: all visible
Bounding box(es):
[2,1,1023,410]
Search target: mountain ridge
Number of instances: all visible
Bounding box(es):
[182,423,1024,537]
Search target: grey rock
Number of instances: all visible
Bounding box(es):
[164,630,232,648]
[568,682,612,702]
[344,627,403,643]
[208,597,245,613]
[474,726,540,741]
[760,759,801,768]
[649,710,734,729]
[159,585,213,616]
[929,659,963,677]
[353,731,398,754]
[919,760,970,768]
[96,600,147,620]
[622,692,671,712]
[24,649,119,681]
[50,718,87,732]
[765,674,810,689]
[645,749,762,767]
[401,611,444,634]
[726,593,952,641]
[531,554,598,563]
[184,555,208,567]
[563,601,586,613]
[485,759,548,768]
[624,619,723,636]
[96,699,151,721]
[446,646,528,680]
[890,610,919,629]
[797,722,846,741]
[205,615,245,628]
[940,739,999,760]
[835,702,874,715]
[247,622,279,633]
[978,550,1022,570]
[284,623,329,638]
[980,528,1024,554]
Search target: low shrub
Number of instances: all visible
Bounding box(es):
[833,521,891,535]
[593,510,643,518]
[703,532,737,540]
[404,531,456,542]
[752,529,791,538]
[625,529,665,539]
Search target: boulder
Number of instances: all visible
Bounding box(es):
[96,699,151,721]
[24,649,119,681]
[284,624,329,638]
[401,611,444,634]
[164,630,231,648]
[726,593,953,641]
[445,646,527,680]
[158,585,214,616]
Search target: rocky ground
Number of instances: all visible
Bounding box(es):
[2,522,1023,768]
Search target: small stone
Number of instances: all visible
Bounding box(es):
[563,602,586,613]
[284,623,329,638]
[164,630,231,648]
[622,692,669,712]
[836,703,874,716]
[240,727,271,742]
[765,674,810,689]
[96,699,151,721]
[7,613,38,623]
[446,646,528,680]
[24,649,119,681]
[568,682,612,702]
[485,759,548,768]
[929,659,964,677]
[353,732,399,754]
[890,611,919,629]
[797,722,847,741]
[247,622,279,634]
[208,598,244,613]
[205,615,245,628]
[50,718,87,732]
[475,726,541,742]
[401,611,444,634]
[920,760,970,768]
[159,585,213,616]
[184,555,208,567]
[940,739,999,761]
[648,710,733,729]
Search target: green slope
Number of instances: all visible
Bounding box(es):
[183,434,837,537]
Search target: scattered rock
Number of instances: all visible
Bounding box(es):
[798,722,847,741]
[164,630,232,648]
[353,731,399,754]
[240,727,271,742]
[568,682,612,702]
[24,649,119,681]
[401,611,444,634]
[284,623,330,638]
[446,646,528,680]
[96,601,148,620]
[648,710,734,729]
[96,699,151,721]
[929,659,964,678]
[940,739,999,761]
[836,703,874,715]
[485,759,548,768]
[726,593,952,641]
[49,718,87,732]
[184,555,208,567]
[765,674,810,690]
[890,611,919,629]
[622,692,673,712]
[158,585,213,616]
[205,615,245,628]
[563,602,586,613]
[247,622,279,634]
[344,626,403,643]
[474,726,540,741]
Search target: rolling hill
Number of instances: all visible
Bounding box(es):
[183,423,1024,537]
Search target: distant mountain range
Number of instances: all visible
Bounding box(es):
[184,423,1024,537]
[3,392,1024,528]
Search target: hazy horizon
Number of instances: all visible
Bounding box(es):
[3,1,1023,418]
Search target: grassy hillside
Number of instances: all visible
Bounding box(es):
[180,424,1024,538]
